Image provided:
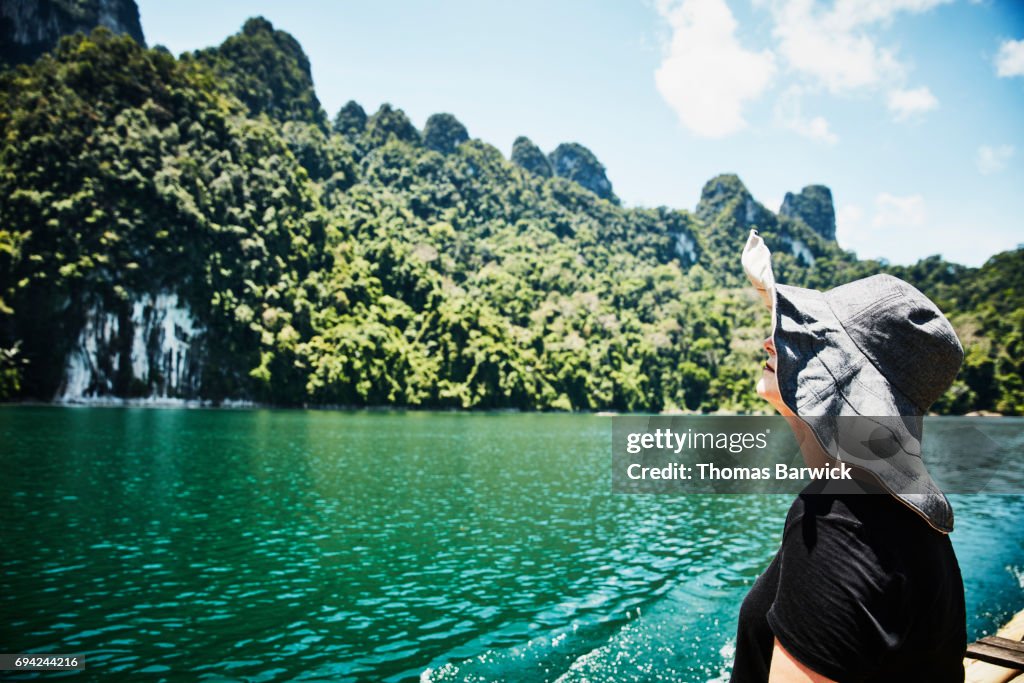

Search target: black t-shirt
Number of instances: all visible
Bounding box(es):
[730,487,965,682]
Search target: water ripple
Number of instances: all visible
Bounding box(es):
[1,408,1022,682]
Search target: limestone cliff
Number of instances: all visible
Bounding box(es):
[548,142,616,202]
[695,174,769,229]
[0,0,144,65]
[60,293,203,402]
[779,185,836,241]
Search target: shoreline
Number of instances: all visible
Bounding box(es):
[0,398,1013,417]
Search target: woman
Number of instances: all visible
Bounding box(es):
[729,231,967,682]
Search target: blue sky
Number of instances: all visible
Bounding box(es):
[136,0,1024,267]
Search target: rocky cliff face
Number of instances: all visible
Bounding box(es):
[674,231,698,266]
[60,292,203,402]
[548,143,616,202]
[0,0,144,65]
[694,174,828,270]
[696,174,769,229]
[779,185,836,241]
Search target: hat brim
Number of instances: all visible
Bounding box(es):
[773,282,955,533]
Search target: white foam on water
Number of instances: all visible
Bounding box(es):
[1008,564,1024,589]
[706,638,736,683]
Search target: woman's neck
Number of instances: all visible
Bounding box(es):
[783,415,834,469]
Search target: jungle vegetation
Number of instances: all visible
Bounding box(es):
[1,19,1020,414]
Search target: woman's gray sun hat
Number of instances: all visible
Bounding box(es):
[742,229,964,533]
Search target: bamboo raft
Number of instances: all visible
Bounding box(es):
[966,608,1024,683]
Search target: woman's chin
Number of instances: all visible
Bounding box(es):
[755,376,769,399]
[757,376,790,414]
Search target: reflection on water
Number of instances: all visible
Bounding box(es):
[0,408,1021,682]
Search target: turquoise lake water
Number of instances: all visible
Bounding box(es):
[1,407,1022,681]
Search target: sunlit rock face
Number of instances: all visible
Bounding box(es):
[789,238,816,266]
[548,143,616,202]
[674,231,698,266]
[60,292,202,402]
[695,174,766,229]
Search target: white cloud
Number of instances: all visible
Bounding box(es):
[976,144,1015,175]
[802,116,839,142]
[836,202,884,258]
[887,86,938,121]
[768,0,950,94]
[836,197,925,263]
[835,204,865,244]
[873,193,926,228]
[772,4,895,92]
[656,0,953,139]
[774,87,839,143]
[655,0,776,137]
[840,205,1010,266]
[994,39,1024,78]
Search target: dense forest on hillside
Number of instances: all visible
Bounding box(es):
[0,19,1021,413]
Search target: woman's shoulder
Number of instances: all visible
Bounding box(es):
[782,488,953,567]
